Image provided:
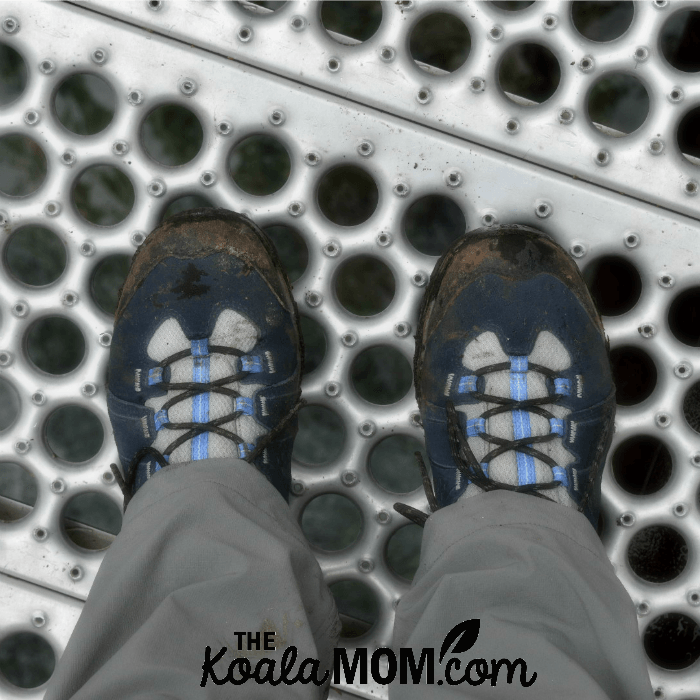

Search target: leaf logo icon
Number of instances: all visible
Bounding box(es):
[439,619,481,663]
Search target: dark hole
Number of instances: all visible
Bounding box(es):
[73,165,134,226]
[660,10,700,73]
[409,13,471,73]
[300,316,325,375]
[0,378,19,432]
[0,43,27,106]
[587,73,649,135]
[610,347,656,406]
[628,525,688,583]
[669,286,700,347]
[161,196,215,222]
[677,106,700,164]
[293,405,344,464]
[571,1,634,42]
[329,580,379,638]
[301,494,362,550]
[336,256,395,316]
[0,134,47,197]
[0,462,37,522]
[491,1,535,9]
[404,195,466,256]
[54,73,116,136]
[0,632,55,688]
[499,43,561,104]
[612,436,672,495]
[63,492,122,549]
[4,226,66,286]
[321,1,382,43]
[317,165,378,226]
[351,346,413,404]
[386,524,423,581]
[141,104,204,166]
[45,405,104,462]
[91,254,131,315]
[264,224,308,283]
[370,435,426,493]
[583,256,642,316]
[229,134,290,196]
[683,382,700,434]
[27,317,85,374]
[644,613,700,670]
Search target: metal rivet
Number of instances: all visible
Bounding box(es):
[291,480,305,495]
[396,0,414,10]
[358,558,374,573]
[668,87,684,103]
[148,0,163,10]
[445,170,462,188]
[570,242,586,258]
[342,331,358,347]
[655,412,671,428]
[200,170,216,187]
[358,140,374,157]
[127,89,144,106]
[412,271,428,287]
[15,440,30,454]
[0,351,13,366]
[31,611,47,628]
[410,411,422,427]
[653,0,668,6]
[380,46,395,62]
[61,150,76,166]
[39,59,55,74]
[618,512,635,527]
[44,201,61,217]
[579,56,594,72]
[691,453,700,467]
[654,689,665,700]
[24,110,39,126]
[327,57,341,72]
[416,87,432,105]
[112,140,129,156]
[323,240,341,257]
[32,527,48,541]
[288,201,305,217]
[639,323,656,338]
[81,382,97,397]
[394,322,411,338]
[147,179,166,197]
[624,232,640,248]
[304,151,321,166]
[634,46,649,62]
[79,240,95,257]
[69,565,84,581]
[543,14,558,29]
[687,590,700,607]
[394,182,410,197]
[558,108,574,124]
[131,231,146,246]
[595,149,610,166]
[376,510,391,524]
[91,48,108,64]
[99,332,112,347]
[376,231,392,247]
[358,420,376,437]
[470,77,485,92]
[12,301,29,318]
[0,210,8,227]
[179,78,197,96]
[305,290,322,308]
[685,180,698,196]
[290,15,306,31]
[31,391,46,405]
[658,274,674,288]
[481,212,498,227]
[342,470,359,486]
[505,119,520,134]
[636,601,650,616]
[238,26,253,42]
[674,362,692,379]
[51,479,66,494]
[217,121,232,136]
[269,109,285,126]
[489,25,503,41]
[673,502,688,517]
[325,381,341,397]
[62,290,78,307]
[535,200,552,218]
[648,139,664,155]
[2,17,19,34]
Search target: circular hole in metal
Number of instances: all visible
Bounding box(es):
[329,580,379,638]
[0,462,37,522]
[404,195,466,257]
[317,165,378,226]
[0,134,47,196]
[660,10,700,72]
[62,491,122,550]
[27,317,85,375]
[351,346,413,405]
[0,43,27,106]
[498,43,560,104]
[0,632,55,688]
[73,165,134,226]
[669,287,700,347]
[336,256,395,316]
[54,73,116,135]
[677,106,700,165]
[321,1,382,43]
[45,405,104,463]
[369,435,425,493]
[263,224,308,283]
[610,346,657,405]
[386,524,423,581]
[301,494,362,550]
[409,12,471,73]
[583,256,642,316]
[141,104,204,166]
[293,404,344,465]
[571,1,634,42]
[91,254,131,315]
[683,381,700,433]
[160,196,215,223]
[299,316,326,375]
[612,436,672,495]
[228,134,290,196]
[0,378,19,432]
[587,74,650,136]
[644,613,700,670]
[4,226,66,286]
[628,525,688,583]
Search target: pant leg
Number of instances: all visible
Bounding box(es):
[390,490,654,699]
[44,458,340,700]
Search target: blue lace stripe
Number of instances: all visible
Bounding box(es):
[552,466,568,488]
[154,409,168,431]
[510,355,536,485]
[549,417,565,436]
[191,338,209,357]
[191,341,210,461]
[458,375,477,393]
[554,377,570,396]
[238,442,255,459]
[241,355,263,373]
[235,397,254,415]
[466,417,486,436]
[148,367,163,385]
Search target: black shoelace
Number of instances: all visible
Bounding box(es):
[111,344,304,511]
[394,361,565,527]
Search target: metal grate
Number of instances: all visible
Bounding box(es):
[0,2,698,698]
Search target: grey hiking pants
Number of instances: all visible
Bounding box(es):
[44,457,654,699]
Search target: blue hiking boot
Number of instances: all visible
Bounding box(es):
[397,226,615,530]
[107,208,303,510]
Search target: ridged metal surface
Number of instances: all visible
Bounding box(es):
[0,2,698,698]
